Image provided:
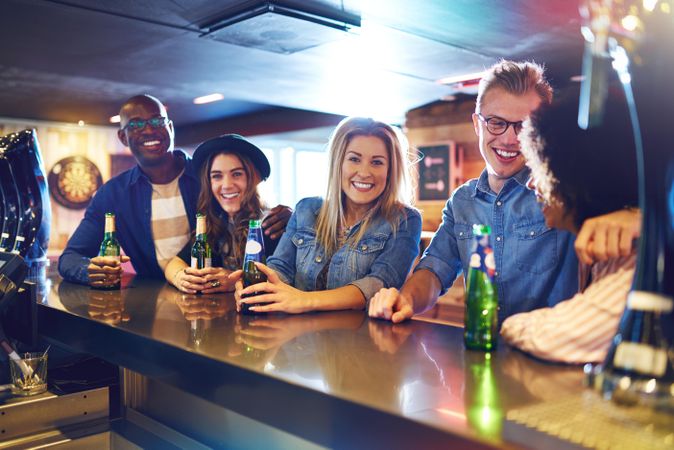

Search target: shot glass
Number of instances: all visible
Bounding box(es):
[10,352,48,396]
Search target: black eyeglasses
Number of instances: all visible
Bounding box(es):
[476,113,523,136]
[122,116,169,132]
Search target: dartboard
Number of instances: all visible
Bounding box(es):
[48,156,103,209]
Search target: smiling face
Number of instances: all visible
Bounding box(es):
[209,153,248,216]
[472,87,541,192]
[117,96,174,169]
[340,135,389,217]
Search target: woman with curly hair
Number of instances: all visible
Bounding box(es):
[501,89,641,363]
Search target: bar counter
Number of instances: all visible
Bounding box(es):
[35,275,673,449]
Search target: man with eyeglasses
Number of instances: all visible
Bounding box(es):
[368,60,579,324]
[59,94,290,288]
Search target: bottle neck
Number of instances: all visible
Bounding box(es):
[196,217,207,239]
[104,216,115,234]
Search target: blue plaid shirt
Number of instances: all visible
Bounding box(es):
[416,168,578,323]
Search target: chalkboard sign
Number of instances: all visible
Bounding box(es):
[417,142,463,202]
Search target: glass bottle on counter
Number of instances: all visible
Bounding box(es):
[191,213,212,269]
[241,219,267,315]
[464,224,498,351]
[94,212,121,290]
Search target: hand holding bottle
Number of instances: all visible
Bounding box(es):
[88,255,129,289]
[90,212,127,290]
[236,262,312,314]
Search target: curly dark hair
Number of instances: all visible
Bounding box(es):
[521,87,639,230]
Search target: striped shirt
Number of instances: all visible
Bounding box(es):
[151,173,191,271]
[500,253,636,364]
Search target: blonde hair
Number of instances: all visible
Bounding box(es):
[476,60,553,113]
[315,117,413,256]
[196,151,263,264]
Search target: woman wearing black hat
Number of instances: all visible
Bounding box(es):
[164,134,284,294]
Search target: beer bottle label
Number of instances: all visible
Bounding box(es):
[245,240,263,255]
[191,257,212,269]
[101,249,121,262]
[469,235,495,279]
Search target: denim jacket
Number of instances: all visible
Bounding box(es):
[267,197,422,302]
[416,168,578,323]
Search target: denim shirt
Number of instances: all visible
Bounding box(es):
[58,151,200,283]
[416,168,578,323]
[267,197,422,302]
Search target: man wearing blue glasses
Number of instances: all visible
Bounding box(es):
[59,94,290,288]
[368,60,579,324]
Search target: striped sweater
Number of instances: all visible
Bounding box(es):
[500,253,636,364]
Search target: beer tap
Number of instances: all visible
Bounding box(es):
[580,0,674,411]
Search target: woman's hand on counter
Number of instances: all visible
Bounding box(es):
[235,263,312,314]
[172,267,207,294]
[200,268,235,294]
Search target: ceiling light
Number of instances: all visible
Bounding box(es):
[109,115,120,124]
[193,93,225,105]
[77,120,85,126]
[436,71,486,86]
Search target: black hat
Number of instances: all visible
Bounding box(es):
[191,134,271,181]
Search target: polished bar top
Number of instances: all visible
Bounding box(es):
[37,275,608,449]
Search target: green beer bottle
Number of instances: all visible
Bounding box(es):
[464,224,498,351]
[96,212,121,290]
[191,213,212,269]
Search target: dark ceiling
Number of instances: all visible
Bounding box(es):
[0,0,583,130]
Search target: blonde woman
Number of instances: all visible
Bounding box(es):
[232,117,422,314]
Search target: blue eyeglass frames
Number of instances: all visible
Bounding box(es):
[122,116,169,132]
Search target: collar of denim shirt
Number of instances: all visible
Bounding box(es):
[472,166,531,198]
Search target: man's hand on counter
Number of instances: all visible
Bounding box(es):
[88,255,130,289]
[368,287,414,323]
